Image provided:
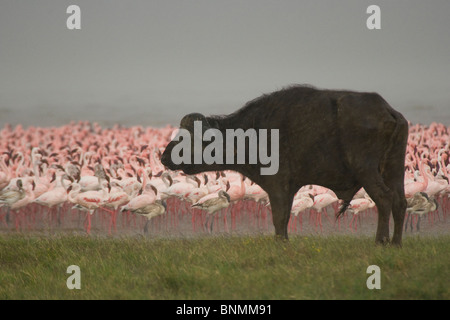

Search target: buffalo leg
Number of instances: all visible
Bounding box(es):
[382,158,407,246]
[390,186,407,246]
[363,176,393,245]
[269,192,294,240]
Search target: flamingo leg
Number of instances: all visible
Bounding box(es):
[6,207,11,226]
[203,213,210,233]
[210,214,215,233]
[144,219,150,234]
[349,214,356,232]
[85,211,93,235]
[404,212,410,232]
[223,208,229,233]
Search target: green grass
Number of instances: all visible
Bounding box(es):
[0,234,448,299]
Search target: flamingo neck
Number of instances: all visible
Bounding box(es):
[141,169,147,189]
[165,174,173,187]
[417,156,428,189]
[15,153,24,177]
[440,152,449,177]
[0,157,10,178]
[68,186,81,202]
[186,175,199,187]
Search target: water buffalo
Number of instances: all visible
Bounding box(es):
[161,85,409,246]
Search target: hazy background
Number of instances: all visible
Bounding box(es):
[1,0,449,127]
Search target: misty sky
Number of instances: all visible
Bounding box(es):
[0,0,449,127]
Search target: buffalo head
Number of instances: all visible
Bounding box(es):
[161,113,217,175]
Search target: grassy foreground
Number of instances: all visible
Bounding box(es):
[0,234,448,300]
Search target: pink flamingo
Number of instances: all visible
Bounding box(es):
[404,155,428,198]
[0,155,11,190]
[33,172,73,224]
[9,180,36,230]
[311,191,338,232]
[66,182,109,234]
[120,184,160,233]
[103,181,139,233]
[290,193,314,232]
[347,194,375,231]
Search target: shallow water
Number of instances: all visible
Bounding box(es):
[0,102,448,129]
[1,199,448,238]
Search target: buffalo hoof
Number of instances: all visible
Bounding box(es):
[274,234,289,242]
[375,236,391,246]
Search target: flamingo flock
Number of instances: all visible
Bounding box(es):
[0,121,448,235]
